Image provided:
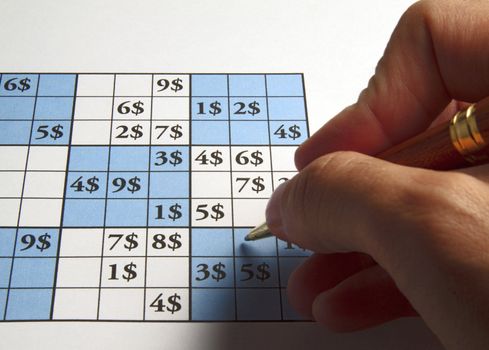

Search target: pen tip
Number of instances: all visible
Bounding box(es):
[245,222,272,241]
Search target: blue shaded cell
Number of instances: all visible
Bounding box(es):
[191,121,229,145]
[151,146,189,171]
[0,120,31,144]
[148,199,189,227]
[66,172,107,198]
[0,258,12,287]
[108,172,148,199]
[266,74,303,97]
[236,289,281,320]
[270,121,307,145]
[0,289,6,319]
[191,75,228,96]
[0,75,38,96]
[192,289,235,320]
[281,289,308,320]
[5,289,52,320]
[230,121,269,145]
[191,228,233,256]
[192,257,234,288]
[63,199,106,227]
[105,199,147,227]
[34,97,74,119]
[0,97,35,119]
[229,75,265,96]
[279,257,307,288]
[235,257,279,288]
[31,120,71,145]
[268,97,306,119]
[15,229,59,257]
[10,257,56,288]
[0,229,16,256]
[229,98,267,120]
[191,98,228,120]
[277,239,312,257]
[150,172,188,198]
[234,228,277,257]
[38,74,76,96]
[69,146,109,171]
[109,146,149,171]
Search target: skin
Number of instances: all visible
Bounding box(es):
[265,1,489,349]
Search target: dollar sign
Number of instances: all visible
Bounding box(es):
[288,125,301,140]
[124,233,138,251]
[210,150,223,166]
[50,124,63,140]
[256,262,271,281]
[167,233,182,251]
[250,151,264,166]
[168,203,182,221]
[127,176,141,193]
[18,78,31,92]
[86,176,100,193]
[212,262,226,282]
[248,101,260,116]
[36,233,51,252]
[171,78,183,92]
[132,101,144,116]
[170,124,183,139]
[209,101,222,116]
[167,293,182,314]
[130,125,143,139]
[169,150,182,166]
[210,203,225,221]
[251,176,265,193]
[123,262,137,282]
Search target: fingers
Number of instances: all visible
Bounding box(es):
[312,264,417,332]
[295,0,489,170]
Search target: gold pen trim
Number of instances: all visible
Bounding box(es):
[449,103,486,162]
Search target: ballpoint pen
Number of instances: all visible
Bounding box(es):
[245,96,489,241]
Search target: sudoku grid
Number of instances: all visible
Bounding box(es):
[0,73,311,321]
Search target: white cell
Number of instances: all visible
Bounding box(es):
[53,288,99,320]
[111,120,150,145]
[55,257,101,287]
[147,228,189,257]
[74,97,113,120]
[99,288,144,320]
[232,172,272,198]
[0,198,20,225]
[151,121,189,145]
[19,198,63,226]
[153,75,189,97]
[146,257,189,287]
[0,146,28,170]
[23,171,66,198]
[115,74,152,96]
[59,228,103,256]
[271,146,298,171]
[76,74,114,96]
[27,146,68,171]
[191,146,230,171]
[192,172,231,198]
[152,97,189,120]
[101,257,145,287]
[103,228,146,257]
[145,288,189,320]
[231,146,271,171]
[113,97,151,120]
[233,199,267,226]
[71,120,111,145]
[272,172,296,189]
[0,172,24,197]
[191,199,232,227]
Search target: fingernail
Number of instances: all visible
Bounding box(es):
[266,182,288,239]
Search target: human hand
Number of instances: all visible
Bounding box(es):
[266,1,489,349]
